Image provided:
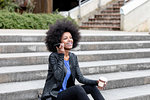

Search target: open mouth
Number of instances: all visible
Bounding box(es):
[66,43,73,46]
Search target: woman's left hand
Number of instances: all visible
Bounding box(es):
[97,80,107,90]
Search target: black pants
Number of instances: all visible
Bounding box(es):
[52,85,104,100]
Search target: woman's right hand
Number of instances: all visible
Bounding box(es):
[56,43,65,54]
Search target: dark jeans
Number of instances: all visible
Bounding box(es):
[52,85,104,100]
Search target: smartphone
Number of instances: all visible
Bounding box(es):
[54,43,60,48]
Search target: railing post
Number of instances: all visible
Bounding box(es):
[98,0,101,8]
[78,0,81,19]
[124,0,126,5]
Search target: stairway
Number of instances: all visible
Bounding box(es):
[80,0,129,30]
[1,29,150,100]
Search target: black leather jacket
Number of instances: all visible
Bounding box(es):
[41,52,97,100]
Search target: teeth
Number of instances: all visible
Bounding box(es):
[67,43,72,45]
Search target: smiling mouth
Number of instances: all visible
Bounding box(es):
[66,43,73,46]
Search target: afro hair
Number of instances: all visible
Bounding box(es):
[45,19,81,52]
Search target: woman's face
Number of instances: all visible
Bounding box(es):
[61,32,73,50]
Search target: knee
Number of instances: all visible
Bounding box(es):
[90,85,97,89]
[74,85,86,93]
[85,85,96,89]
[83,85,98,91]
[90,85,98,91]
[74,85,83,91]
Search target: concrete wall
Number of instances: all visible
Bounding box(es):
[60,0,113,22]
[120,0,150,32]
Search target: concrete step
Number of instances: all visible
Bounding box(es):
[95,14,120,18]
[0,30,149,42]
[0,52,50,67]
[1,48,150,66]
[84,20,121,23]
[80,35,150,42]
[80,57,150,75]
[1,69,150,100]
[79,30,150,46]
[112,3,123,7]
[80,25,120,30]
[0,42,47,53]
[82,21,120,26]
[0,35,45,43]
[2,34,150,42]
[101,10,120,13]
[0,29,47,34]
[78,41,150,51]
[84,69,150,90]
[1,58,150,83]
[0,80,44,100]
[0,64,48,83]
[2,41,150,53]
[2,29,148,35]
[89,17,120,21]
[101,84,150,100]
[0,29,46,43]
[107,7,120,10]
[107,6,121,9]
[75,48,150,62]
[79,30,149,35]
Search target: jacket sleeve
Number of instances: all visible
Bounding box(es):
[75,55,98,85]
[49,53,64,82]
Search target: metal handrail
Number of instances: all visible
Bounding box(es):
[78,0,101,19]
[81,0,90,5]
[78,0,81,19]
[124,0,129,5]
[124,0,125,5]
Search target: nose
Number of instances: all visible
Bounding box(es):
[68,38,72,42]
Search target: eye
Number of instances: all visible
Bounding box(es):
[63,37,67,40]
[70,36,73,39]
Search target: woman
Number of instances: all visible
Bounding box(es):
[41,19,106,100]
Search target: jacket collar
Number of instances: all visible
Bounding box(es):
[69,52,73,69]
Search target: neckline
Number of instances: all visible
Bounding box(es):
[64,59,69,61]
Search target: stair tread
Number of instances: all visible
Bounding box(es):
[102,84,150,100]
[1,48,150,58]
[79,57,150,67]
[74,48,150,55]
[0,80,44,94]
[102,10,120,11]
[1,57,150,74]
[96,13,120,16]
[79,41,150,44]
[1,69,150,94]
[79,30,149,35]
[61,69,150,88]
[0,52,50,58]
[82,22,120,24]
[0,29,47,36]
[101,11,120,12]
[107,6,121,9]
[0,64,48,74]
[84,20,120,22]
[85,69,150,82]
[101,12,120,14]
[2,40,150,45]
[91,16,120,19]
[80,25,120,28]
[0,30,148,36]
[0,42,44,45]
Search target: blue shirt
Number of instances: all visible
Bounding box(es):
[59,60,71,92]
